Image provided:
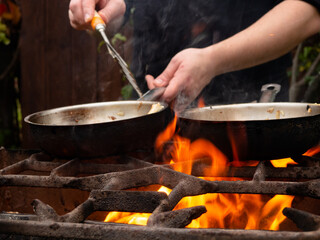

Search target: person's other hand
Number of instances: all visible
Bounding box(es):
[145,47,216,112]
[69,0,126,30]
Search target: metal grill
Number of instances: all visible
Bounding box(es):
[0,147,320,240]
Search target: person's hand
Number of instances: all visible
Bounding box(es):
[145,47,216,112]
[69,0,126,30]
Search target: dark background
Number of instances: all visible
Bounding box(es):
[0,0,319,150]
[1,0,132,148]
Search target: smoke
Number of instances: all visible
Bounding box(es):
[127,0,291,106]
[173,91,190,115]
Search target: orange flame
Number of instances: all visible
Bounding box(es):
[104,211,150,225]
[155,115,177,152]
[304,145,320,157]
[175,192,294,230]
[270,158,297,168]
[198,97,205,108]
[104,117,297,230]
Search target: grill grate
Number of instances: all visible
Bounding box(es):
[0,147,320,239]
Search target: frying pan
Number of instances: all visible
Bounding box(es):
[178,102,320,161]
[24,101,172,158]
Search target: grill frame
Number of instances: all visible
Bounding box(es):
[1,147,320,239]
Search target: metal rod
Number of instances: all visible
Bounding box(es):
[95,24,143,97]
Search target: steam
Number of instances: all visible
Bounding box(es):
[173,90,202,115]
[127,1,291,105]
[173,91,190,115]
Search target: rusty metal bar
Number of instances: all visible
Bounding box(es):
[90,190,168,212]
[1,219,320,240]
[0,153,60,175]
[170,158,320,179]
[147,206,207,228]
[31,190,168,223]
[283,207,320,231]
[252,161,266,182]
[1,163,320,197]
[211,179,320,198]
[1,148,320,238]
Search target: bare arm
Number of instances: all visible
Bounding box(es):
[210,0,320,76]
[147,0,320,110]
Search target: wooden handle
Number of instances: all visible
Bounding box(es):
[91,11,105,30]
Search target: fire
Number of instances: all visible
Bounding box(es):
[260,195,295,230]
[104,116,298,230]
[270,145,320,167]
[270,158,297,168]
[104,186,170,226]
[304,145,320,157]
[175,192,294,230]
[198,97,205,108]
[104,211,150,226]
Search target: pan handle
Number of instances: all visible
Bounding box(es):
[259,84,281,103]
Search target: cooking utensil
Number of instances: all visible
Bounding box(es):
[24,101,172,158]
[178,102,320,161]
[259,83,281,102]
[138,87,166,101]
[91,12,143,97]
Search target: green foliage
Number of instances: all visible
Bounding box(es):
[289,36,320,85]
[121,84,133,100]
[98,33,127,53]
[96,9,133,100]
[16,93,22,130]
[97,40,105,53]
[289,34,320,102]
[0,22,10,45]
[0,21,7,31]
[298,45,320,73]
[111,33,127,46]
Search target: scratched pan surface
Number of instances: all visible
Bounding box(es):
[179,102,320,161]
[24,101,172,158]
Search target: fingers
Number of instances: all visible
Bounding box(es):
[145,75,168,89]
[146,70,191,111]
[69,0,125,30]
[82,0,98,22]
[97,0,126,24]
[162,76,184,103]
[145,56,186,104]
[155,58,179,86]
[69,0,96,30]
[146,59,202,112]
[145,75,156,89]
[145,57,180,97]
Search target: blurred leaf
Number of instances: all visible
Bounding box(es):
[111,33,127,46]
[299,65,305,72]
[0,31,10,45]
[303,47,312,59]
[304,75,316,85]
[97,40,105,53]
[0,22,7,31]
[16,98,22,130]
[121,84,133,100]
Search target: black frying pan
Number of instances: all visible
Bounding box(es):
[24,101,172,158]
[178,102,320,161]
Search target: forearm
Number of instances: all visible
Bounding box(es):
[207,0,320,77]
